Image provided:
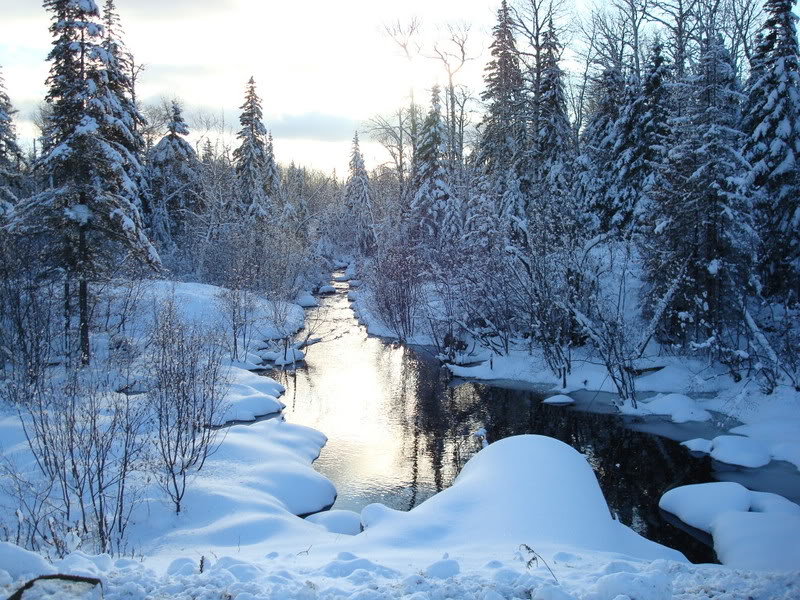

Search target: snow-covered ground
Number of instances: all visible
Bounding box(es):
[2,274,799,598]
[2,435,799,599]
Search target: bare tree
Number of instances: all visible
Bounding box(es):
[430,23,477,168]
[146,297,229,514]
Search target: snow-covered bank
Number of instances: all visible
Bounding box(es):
[3,435,799,600]
[660,481,800,571]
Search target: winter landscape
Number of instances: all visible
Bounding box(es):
[1,0,800,598]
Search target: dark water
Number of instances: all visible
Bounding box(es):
[271,278,727,563]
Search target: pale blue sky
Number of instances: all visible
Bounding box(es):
[0,0,580,173]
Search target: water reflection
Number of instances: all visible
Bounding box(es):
[272,283,717,563]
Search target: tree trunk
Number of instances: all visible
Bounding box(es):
[79,227,90,366]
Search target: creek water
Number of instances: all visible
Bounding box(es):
[268,276,798,565]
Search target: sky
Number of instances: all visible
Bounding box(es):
[0,0,507,175]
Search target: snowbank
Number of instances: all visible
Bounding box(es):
[354,435,685,562]
[660,481,800,570]
[219,367,285,422]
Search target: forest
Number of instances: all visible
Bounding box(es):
[0,0,799,597]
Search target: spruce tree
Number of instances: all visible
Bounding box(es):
[147,101,200,250]
[609,41,673,236]
[344,132,376,255]
[11,0,158,364]
[477,0,526,184]
[264,131,281,199]
[743,0,800,300]
[576,66,626,232]
[0,65,22,216]
[411,85,452,244]
[233,77,271,220]
[645,35,756,349]
[100,0,148,212]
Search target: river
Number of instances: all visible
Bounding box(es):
[268,275,799,564]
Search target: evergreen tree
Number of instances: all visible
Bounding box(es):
[0,65,22,216]
[11,0,158,364]
[411,85,452,244]
[743,0,800,300]
[344,132,376,255]
[576,66,626,232]
[532,19,573,197]
[233,77,271,220]
[147,101,200,250]
[99,0,148,212]
[264,131,281,199]
[644,35,756,349]
[609,41,674,235]
[476,0,526,184]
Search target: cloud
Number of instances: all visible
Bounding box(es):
[270,113,360,143]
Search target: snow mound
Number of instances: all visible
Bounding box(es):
[659,482,751,533]
[425,558,460,579]
[730,418,800,470]
[305,510,362,535]
[543,394,575,405]
[356,435,685,561]
[710,435,771,468]
[295,291,318,308]
[642,393,711,423]
[348,279,363,288]
[711,511,800,571]
[660,481,800,570]
[318,285,336,295]
[0,541,56,580]
[220,367,285,422]
[681,438,712,453]
[273,347,305,366]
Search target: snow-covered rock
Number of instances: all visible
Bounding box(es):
[318,285,336,295]
[641,393,712,423]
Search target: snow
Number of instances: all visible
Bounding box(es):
[318,284,336,295]
[659,482,752,533]
[709,435,772,468]
[273,347,305,366]
[220,367,285,422]
[352,435,685,561]
[681,437,713,453]
[295,290,319,308]
[659,481,800,570]
[711,511,800,571]
[425,558,461,579]
[543,394,575,405]
[640,393,712,423]
[0,542,56,580]
[305,510,362,535]
[730,418,800,469]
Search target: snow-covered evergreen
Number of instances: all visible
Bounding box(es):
[476,0,526,186]
[233,77,272,220]
[343,132,376,255]
[644,34,757,350]
[743,0,800,300]
[609,42,674,236]
[147,101,200,251]
[0,65,22,215]
[410,85,453,245]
